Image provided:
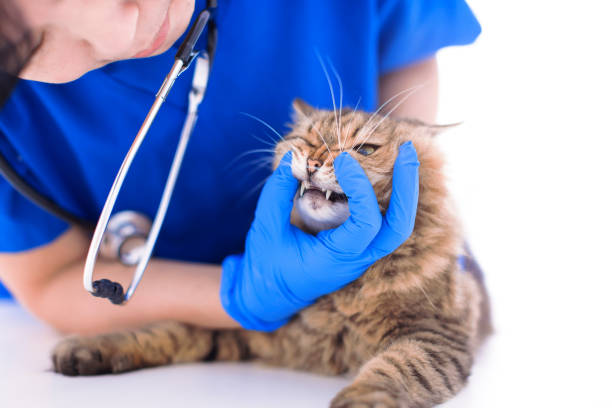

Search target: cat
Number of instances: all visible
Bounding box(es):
[52,99,491,408]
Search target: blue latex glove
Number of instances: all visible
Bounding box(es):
[220,142,419,331]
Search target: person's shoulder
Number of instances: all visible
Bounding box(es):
[377,0,481,73]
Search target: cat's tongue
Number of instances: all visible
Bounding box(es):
[300,185,347,203]
[304,188,327,201]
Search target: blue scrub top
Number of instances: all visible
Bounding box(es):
[0,0,480,274]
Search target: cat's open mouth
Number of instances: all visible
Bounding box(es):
[298,181,348,203]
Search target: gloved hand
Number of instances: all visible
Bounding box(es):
[220,142,419,331]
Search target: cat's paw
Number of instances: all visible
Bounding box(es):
[330,384,401,408]
[52,336,132,376]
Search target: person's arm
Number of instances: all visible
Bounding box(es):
[0,60,433,337]
[0,226,239,335]
[378,57,439,122]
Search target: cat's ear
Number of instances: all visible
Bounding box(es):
[292,98,315,120]
[424,122,462,137]
[402,119,461,139]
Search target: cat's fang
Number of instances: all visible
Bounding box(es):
[300,183,306,197]
[325,190,332,200]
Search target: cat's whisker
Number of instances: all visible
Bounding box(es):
[241,147,278,155]
[225,140,299,173]
[344,97,363,150]
[225,153,276,174]
[311,124,326,145]
[352,129,378,154]
[303,115,333,158]
[351,97,362,117]
[252,159,277,172]
[316,51,341,149]
[320,155,333,169]
[249,156,276,167]
[415,280,438,312]
[328,58,344,150]
[352,129,376,153]
[248,129,285,148]
[225,134,296,169]
[354,84,426,152]
[241,122,300,162]
[355,84,426,151]
[232,159,276,175]
[281,140,300,154]
[354,85,423,148]
[375,84,424,118]
[235,146,299,205]
[249,133,277,148]
[317,133,333,158]
[224,148,277,170]
[240,112,284,141]
[237,176,272,205]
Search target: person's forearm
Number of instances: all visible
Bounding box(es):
[35,257,239,335]
[378,57,439,122]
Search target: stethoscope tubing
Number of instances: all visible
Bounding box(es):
[0,152,94,230]
[82,59,184,295]
[83,10,213,302]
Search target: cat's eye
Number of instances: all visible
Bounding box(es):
[354,144,379,156]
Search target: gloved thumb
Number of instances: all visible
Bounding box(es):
[317,152,381,254]
[253,151,298,233]
[368,142,419,256]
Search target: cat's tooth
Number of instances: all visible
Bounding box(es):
[300,183,306,197]
[325,190,332,200]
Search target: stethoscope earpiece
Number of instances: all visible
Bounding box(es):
[91,279,125,305]
[88,211,152,305]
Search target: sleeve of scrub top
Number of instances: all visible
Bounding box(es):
[0,176,69,252]
[378,0,482,73]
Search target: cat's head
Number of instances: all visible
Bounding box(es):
[274,99,448,235]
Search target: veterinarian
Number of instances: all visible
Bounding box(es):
[0,0,480,333]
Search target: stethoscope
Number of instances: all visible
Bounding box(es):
[0,4,217,305]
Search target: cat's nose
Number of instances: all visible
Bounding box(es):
[307,158,322,176]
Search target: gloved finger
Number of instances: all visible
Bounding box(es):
[368,142,419,256]
[317,152,382,255]
[253,151,297,234]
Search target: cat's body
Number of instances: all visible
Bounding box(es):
[52,101,491,408]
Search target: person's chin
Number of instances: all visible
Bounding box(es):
[158,0,195,54]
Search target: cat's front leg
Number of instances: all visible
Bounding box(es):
[330,319,474,408]
[52,321,215,375]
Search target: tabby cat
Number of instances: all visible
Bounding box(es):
[52,99,491,408]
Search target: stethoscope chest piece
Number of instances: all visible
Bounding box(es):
[100,211,152,266]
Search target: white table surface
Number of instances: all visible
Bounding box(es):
[0,301,501,408]
[3,296,608,407]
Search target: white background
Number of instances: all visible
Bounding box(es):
[1,0,611,407]
[437,0,612,405]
